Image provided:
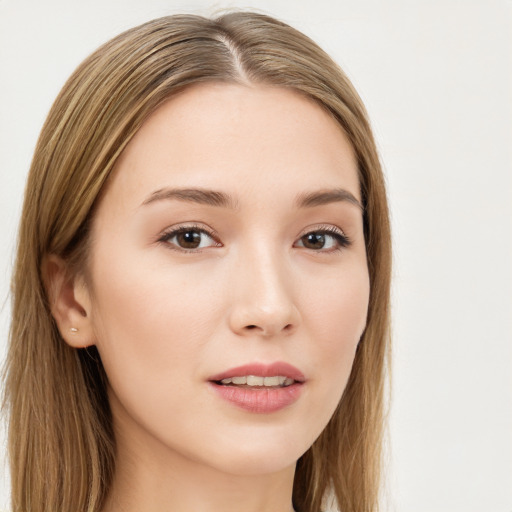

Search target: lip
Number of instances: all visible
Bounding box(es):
[208,361,306,383]
[208,361,306,414]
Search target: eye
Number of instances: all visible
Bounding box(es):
[295,227,350,252]
[158,225,221,252]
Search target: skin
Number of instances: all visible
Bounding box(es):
[50,84,370,512]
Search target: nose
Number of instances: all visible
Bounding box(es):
[228,250,300,338]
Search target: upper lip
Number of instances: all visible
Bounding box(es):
[209,362,306,383]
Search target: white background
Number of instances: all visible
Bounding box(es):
[0,1,511,511]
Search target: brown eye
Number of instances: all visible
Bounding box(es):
[177,231,202,248]
[160,227,219,251]
[295,229,350,252]
[301,233,326,249]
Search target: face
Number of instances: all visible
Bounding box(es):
[84,84,369,476]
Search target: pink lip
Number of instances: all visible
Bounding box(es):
[208,362,305,414]
[208,362,306,383]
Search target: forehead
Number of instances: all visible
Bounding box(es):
[106,83,360,208]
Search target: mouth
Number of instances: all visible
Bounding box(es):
[215,375,296,388]
[208,362,305,413]
[208,361,305,387]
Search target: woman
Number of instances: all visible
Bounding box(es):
[3,11,391,512]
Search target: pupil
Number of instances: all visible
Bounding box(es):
[304,233,325,249]
[178,231,201,248]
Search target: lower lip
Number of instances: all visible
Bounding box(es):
[209,382,303,413]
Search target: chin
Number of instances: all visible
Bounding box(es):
[207,449,301,477]
[192,424,315,477]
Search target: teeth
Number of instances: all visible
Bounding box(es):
[263,376,279,386]
[219,375,294,387]
[247,375,263,386]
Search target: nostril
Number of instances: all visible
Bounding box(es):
[244,323,294,333]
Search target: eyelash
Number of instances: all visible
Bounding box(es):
[295,225,351,253]
[158,223,222,252]
[157,223,351,254]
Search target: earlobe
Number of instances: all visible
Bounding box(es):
[42,254,96,348]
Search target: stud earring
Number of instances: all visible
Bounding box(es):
[70,327,78,333]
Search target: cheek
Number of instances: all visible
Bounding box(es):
[87,253,220,396]
[304,259,369,348]
[300,262,369,421]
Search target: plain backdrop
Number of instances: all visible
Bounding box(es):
[0,0,511,511]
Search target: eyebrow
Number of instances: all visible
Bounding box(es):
[295,188,363,211]
[142,188,239,209]
[141,187,363,211]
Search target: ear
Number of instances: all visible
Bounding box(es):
[42,254,96,348]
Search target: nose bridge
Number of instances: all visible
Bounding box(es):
[249,245,290,306]
[229,240,299,337]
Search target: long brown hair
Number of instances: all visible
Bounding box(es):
[3,12,391,512]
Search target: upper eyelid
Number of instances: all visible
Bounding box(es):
[157,224,221,253]
[159,223,219,238]
[296,223,348,239]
